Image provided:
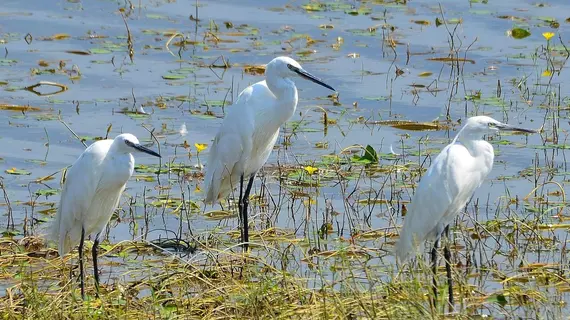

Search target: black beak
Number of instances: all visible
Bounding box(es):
[496,123,537,134]
[132,143,161,158]
[288,64,336,92]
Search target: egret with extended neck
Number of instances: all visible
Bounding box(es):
[203,56,336,251]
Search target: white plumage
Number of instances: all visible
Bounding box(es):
[394,131,494,261]
[51,133,160,298]
[203,82,280,204]
[203,56,335,249]
[395,116,535,260]
[394,115,536,306]
[53,138,129,255]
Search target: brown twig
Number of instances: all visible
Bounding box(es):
[59,117,88,148]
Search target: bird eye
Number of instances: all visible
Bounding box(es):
[488,123,496,127]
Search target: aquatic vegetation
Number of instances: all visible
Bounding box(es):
[0,0,568,318]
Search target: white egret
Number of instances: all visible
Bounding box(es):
[203,56,336,250]
[394,116,536,306]
[51,133,161,298]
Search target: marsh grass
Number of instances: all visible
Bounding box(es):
[1,127,561,319]
[0,185,564,320]
[0,237,430,319]
[1,0,569,319]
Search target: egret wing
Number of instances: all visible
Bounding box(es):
[395,143,475,261]
[51,141,110,255]
[204,90,255,203]
[203,80,287,203]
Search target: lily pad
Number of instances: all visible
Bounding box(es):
[89,48,112,54]
[0,59,17,66]
[510,28,531,39]
[5,167,31,175]
[162,74,187,80]
[204,210,237,220]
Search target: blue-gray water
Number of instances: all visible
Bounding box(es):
[1,0,568,316]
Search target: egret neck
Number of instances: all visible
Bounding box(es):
[264,71,299,126]
[454,125,495,168]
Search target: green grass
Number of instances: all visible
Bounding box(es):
[0,220,561,320]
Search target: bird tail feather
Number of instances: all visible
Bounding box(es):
[204,166,220,205]
[204,156,238,205]
[50,205,80,257]
[58,230,77,257]
[394,233,413,262]
[394,229,423,262]
[203,140,224,205]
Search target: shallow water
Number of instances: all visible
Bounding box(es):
[1,0,570,316]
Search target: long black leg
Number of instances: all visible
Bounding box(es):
[242,176,255,251]
[431,237,439,309]
[79,227,86,299]
[443,225,454,308]
[238,175,245,248]
[92,232,101,296]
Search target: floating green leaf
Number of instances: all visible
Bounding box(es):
[162,74,187,80]
[345,6,372,15]
[346,29,377,36]
[302,3,324,11]
[146,13,169,20]
[487,294,508,307]
[510,28,531,39]
[89,48,112,54]
[5,167,31,175]
[35,189,59,197]
[204,210,237,220]
[0,59,17,66]
[1,229,21,237]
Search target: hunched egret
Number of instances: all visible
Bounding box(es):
[51,133,161,299]
[203,56,336,250]
[394,116,536,307]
